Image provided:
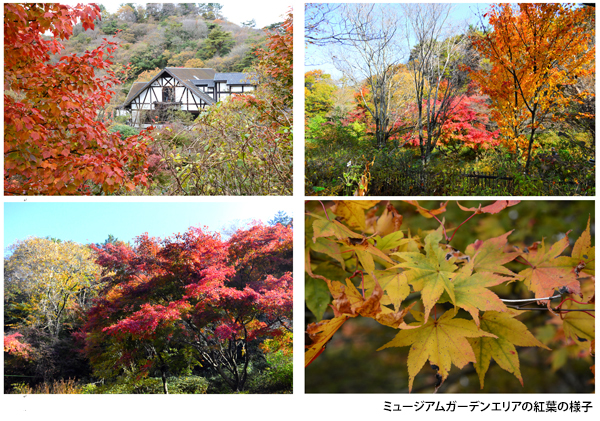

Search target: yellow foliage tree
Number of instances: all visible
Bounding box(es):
[183,58,205,68]
[135,67,162,83]
[167,51,197,67]
[4,237,103,338]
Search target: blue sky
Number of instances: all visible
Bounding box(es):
[4,200,294,250]
[305,3,489,79]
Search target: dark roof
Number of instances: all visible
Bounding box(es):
[123,82,147,105]
[191,79,216,88]
[214,72,257,85]
[166,67,216,81]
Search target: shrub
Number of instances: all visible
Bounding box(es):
[83,376,209,394]
[109,124,140,140]
[246,351,292,394]
[9,378,83,394]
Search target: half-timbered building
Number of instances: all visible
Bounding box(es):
[120,68,256,127]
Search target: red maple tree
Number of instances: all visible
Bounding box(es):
[83,223,292,392]
[403,95,500,151]
[4,3,152,195]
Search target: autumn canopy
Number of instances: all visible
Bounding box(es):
[4,3,151,195]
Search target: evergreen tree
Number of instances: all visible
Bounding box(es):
[199,25,235,59]
[268,211,293,227]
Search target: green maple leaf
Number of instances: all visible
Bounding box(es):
[562,300,595,343]
[378,311,496,392]
[468,311,550,388]
[376,230,405,252]
[309,212,363,243]
[440,262,509,325]
[393,230,457,323]
[308,236,345,271]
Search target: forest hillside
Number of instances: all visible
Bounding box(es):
[59,3,275,112]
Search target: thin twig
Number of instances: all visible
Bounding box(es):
[500,294,561,303]
[505,305,594,313]
[318,200,331,220]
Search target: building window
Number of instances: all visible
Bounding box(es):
[162,86,174,102]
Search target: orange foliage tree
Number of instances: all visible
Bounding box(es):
[4,3,152,195]
[468,3,595,173]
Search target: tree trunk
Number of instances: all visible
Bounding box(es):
[524,108,538,174]
[161,369,169,394]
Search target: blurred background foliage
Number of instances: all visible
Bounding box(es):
[305,200,594,393]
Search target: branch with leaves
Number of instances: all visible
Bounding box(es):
[305,200,594,392]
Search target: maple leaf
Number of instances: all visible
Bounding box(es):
[518,233,581,301]
[340,239,396,275]
[305,274,333,322]
[378,311,496,392]
[305,315,351,367]
[308,236,346,271]
[365,202,404,237]
[326,276,397,323]
[375,230,405,252]
[571,216,595,277]
[331,200,380,231]
[375,270,410,311]
[441,263,509,326]
[306,274,412,366]
[404,200,448,218]
[393,230,457,323]
[309,212,363,243]
[310,210,396,275]
[465,231,520,276]
[468,311,550,388]
[561,300,595,343]
[457,200,520,215]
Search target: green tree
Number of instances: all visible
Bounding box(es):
[305,70,336,119]
[199,24,235,59]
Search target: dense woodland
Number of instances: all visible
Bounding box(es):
[305,3,595,196]
[4,3,292,195]
[4,214,293,394]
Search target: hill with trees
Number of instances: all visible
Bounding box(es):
[59,3,274,117]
